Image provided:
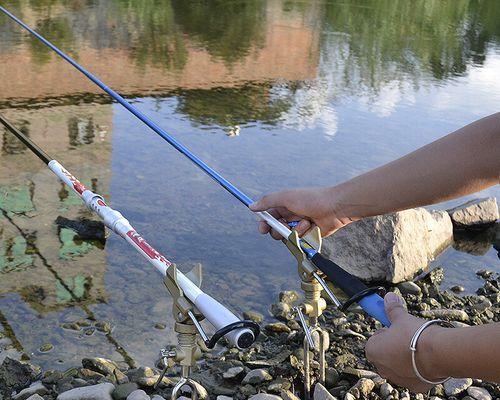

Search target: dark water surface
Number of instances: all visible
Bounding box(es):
[0,0,499,368]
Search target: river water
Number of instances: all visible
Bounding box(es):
[0,0,499,369]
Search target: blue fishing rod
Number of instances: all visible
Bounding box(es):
[0,6,390,327]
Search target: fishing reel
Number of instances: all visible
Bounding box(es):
[155,263,259,399]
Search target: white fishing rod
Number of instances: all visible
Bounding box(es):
[0,114,258,350]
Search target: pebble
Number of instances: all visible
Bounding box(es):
[151,396,165,400]
[350,378,375,397]
[126,390,149,400]
[242,311,264,323]
[57,382,114,400]
[154,323,166,330]
[216,397,233,400]
[476,269,493,279]
[264,322,291,334]
[82,357,119,376]
[313,383,335,400]
[380,382,394,398]
[269,302,292,321]
[279,290,299,304]
[344,393,357,400]
[451,285,465,293]
[112,382,139,400]
[222,366,244,380]
[248,394,282,400]
[12,381,48,400]
[26,395,44,400]
[444,378,473,396]
[420,309,469,321]
[39,343,53,353]
[242,369,273,385]
[467,386,492,400]
[95,321,112,334]
[473,296,492,312]
[397,281,422,296]
[280,389,300,400]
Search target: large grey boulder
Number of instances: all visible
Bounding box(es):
[322,208,453,283]
[447,198,499,229]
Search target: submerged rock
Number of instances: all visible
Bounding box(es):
[55,216,106,241]
[322,208,453,282]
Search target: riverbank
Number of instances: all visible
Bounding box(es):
[1,267,499,400]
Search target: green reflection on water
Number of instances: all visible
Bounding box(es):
[59,228,93,260]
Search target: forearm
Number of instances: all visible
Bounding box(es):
[422,323,500,382]
[332,113,500,220]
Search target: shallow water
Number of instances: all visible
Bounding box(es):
[0,0,499,369]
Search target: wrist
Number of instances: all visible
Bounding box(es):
[416,325,449,380]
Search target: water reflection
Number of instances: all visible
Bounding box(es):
[0,0,499,369]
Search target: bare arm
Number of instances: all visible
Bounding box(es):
[365,293,500,391]
[250,112,500,238]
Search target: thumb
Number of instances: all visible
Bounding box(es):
[250,192,288,212]
[384,292,407,324]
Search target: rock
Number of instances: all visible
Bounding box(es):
[82,358,119,376]
[342,367,379,379]
[222,367,244,380]
[248,395,281,400]
[420,309,469,321]
[240,384,256,397]
[467,386,492,400]
[444,378,473,396]
[126,390,149,400]
[112,383,138,400]
[313,383,335,400]
[151,396,165,400]
[447,198,499,229]
[264,322,291,334]
[473,296,492,312]
[217,397,233,400]
[0,357,41,392]
[344,393,356,400]
[154,323,166,330]
[270,302,292,321]
[12,381,48,400]
[26,395,44,400]
[397,282,422,296]
[113,369,129,385]
[126,367,155,382]
[279,291,299,304]
[242,369,272,385]
[280,390,300,400]
[380,383,394,398]
[57,382,114,400]
[55,216,106,241]
[325,368,339,388]
[451,285,465,293]
[350,378,375,397]
[39,344,53,353]
[243,311,264,323]
[322,208,453,282]
[95,321,112,334]
[476,269,494,279]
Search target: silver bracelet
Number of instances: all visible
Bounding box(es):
[410,319,454,385]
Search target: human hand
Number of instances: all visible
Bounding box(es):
[249,187,353,239]
[365,293,448,393]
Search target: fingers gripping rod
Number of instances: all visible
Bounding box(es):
[0,6,389,327]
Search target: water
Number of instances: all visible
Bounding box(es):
[0,0,499,369]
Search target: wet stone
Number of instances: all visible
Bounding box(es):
[420,309,469,321]
[242,311,264,323]
[397,282,422,296]
[270,302,292,321]
[279,291,299,304]
[222,366,244,380]
[95,321,113,334]
[154,323,166,330]
[38,343,53,353]
[451,286,465,293]
[82,358,119,376]
[61,323,81,331]
[26,395,44,400]
[12,381,48,400]
[380,383,394,398]
[0,357,41,392]
[467,386,492,400]
[57,382,115,400]
[264,322,291,334]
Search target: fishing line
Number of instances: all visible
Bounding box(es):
[0,7,390,327]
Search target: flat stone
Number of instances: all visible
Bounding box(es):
[82,358,119,376]
[126,390,149,400]
[264,323,291,334]
[242,369,272,385]
[322,208,453,282]
[13,381,48,400]
[248,395,281,400]
[222,367,244,380]
[467,386,492,400]
[342,367,380,379]
[444,378,473,396]
[112,383,138,400]
[397,282,422,296]
[420,309,469,322]
[314,383,335,400]
[447,198,499,228]
[57,382,115,400]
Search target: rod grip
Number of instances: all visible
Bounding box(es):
[311,253,390,326]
